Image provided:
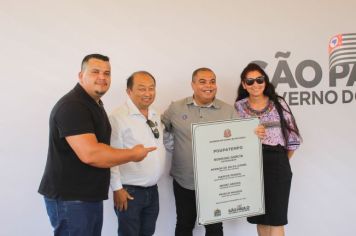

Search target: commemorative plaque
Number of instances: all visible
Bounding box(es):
[192,118,264,225]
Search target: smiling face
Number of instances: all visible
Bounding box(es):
[127,73,156,112]
[79,58,111,101]
[191,70,217,105]
[242,70,266,98]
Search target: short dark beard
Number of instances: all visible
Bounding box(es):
[95,90,106,96]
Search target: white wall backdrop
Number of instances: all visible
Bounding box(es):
[1,1,355,235]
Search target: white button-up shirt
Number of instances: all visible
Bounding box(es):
[109,98,166,191]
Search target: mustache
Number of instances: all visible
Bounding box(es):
[95,80,108,85]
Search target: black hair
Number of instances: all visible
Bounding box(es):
[192,67,215,82]
[126,71,156,90]
[81,54,110,71]
[236,63,301,146]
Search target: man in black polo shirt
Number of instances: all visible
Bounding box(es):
[38,54,156,236]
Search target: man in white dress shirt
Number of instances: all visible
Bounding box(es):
[109,71,166,236]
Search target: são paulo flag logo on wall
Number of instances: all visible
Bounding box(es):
[329,33,356,69]
[248,32,356,106]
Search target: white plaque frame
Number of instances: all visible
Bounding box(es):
[192,118,264,225]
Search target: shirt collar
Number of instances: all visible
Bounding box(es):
[186,96,220,109]
[126,96,157,119]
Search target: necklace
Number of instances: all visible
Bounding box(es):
[244,99,273,117]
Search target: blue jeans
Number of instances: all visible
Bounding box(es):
[114,185,159,236]
[44,197,103,236]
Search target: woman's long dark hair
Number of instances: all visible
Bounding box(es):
[236,63,301,146]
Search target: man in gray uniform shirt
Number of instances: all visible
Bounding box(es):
[162,67,265,236]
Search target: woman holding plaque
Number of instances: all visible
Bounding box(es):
[235,63,301,236]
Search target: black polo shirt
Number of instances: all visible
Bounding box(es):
[38,83,111,201]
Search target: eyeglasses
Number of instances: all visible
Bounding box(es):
[244,76,265,86]
[146,119,159,139]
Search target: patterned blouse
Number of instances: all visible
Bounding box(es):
[235,98,301,151]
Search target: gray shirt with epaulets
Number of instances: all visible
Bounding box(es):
[161,96,238,190]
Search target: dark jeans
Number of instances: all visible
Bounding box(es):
[173,180,223,236]
[114,184,159,236]
[44,197,103,236]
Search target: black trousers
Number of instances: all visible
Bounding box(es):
[173,179,223,236]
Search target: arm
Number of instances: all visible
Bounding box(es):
[111,165,133,211]
[163,130,174,152]
[279,98,301,151]
[161,103,175,151]
[58,102,156,168]
[66,133,156,168]
[287,150,294,159]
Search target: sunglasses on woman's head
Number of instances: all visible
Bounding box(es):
[244,76,265,86]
